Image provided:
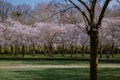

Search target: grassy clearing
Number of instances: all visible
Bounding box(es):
[0,60,89,66]
[0,54,88,58]
[0,60,120,66]
[0,60,120,80]
[0,54,120,60]
[0,68,120,80]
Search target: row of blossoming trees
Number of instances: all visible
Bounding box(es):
[0,18,120,57]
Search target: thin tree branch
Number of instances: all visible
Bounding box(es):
[78,0,90,12]
[69,0,91,26]
[116,0,120,4]
[40,6,74,22]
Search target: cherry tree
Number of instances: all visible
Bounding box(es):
[40,23,61,57]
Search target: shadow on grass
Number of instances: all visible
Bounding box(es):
[0,68,120,80]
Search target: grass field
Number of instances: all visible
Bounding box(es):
[0,60,89,66]
[0,60,120,80]
[0,54,120,60]
[0,68,120,80]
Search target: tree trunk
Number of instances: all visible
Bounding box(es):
[22,45,25,57]
[49,45,53,57]
[70,45,73,57]
[85,46,88,54]
[111,43,114,58]
[75,46,78,57]
[118,49,119,54]
[81,45,85,57]
[99,44,103,58]
[32,44,36,56]
[62,45,65,57]
[17,46,20,55]
[90,29,99,80]
[15,44,17,56]
[0,46,2,54]
[10,45,14,55]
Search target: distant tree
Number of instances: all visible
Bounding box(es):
[34,3,57,23]
[106,18,120,57]
[79,32,89,57]
[40,24,60,57]
[11,4,34,25]
[0,0,12,22]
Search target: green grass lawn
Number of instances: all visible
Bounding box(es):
[0,60,89,66]
[0,60,120,80]
[0,54,120,60]
[0,68,120,80]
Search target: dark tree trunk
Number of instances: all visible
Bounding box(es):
[0,46,2,54]
[15,44,17,56]
[99,44,103,58]
[47,44,53,57]
[49,45,53,57]
[25,46,28,52]
[28,46,31,53]
[111,43,115,58]
[4,45,7,54]
[22,45,25,57]
[10,45,14,55]
[81,45,85,57]
[75,46,78,57]
[70,45,73,57]
[17,46,20,55]
[118,49,120,54]
[85,46,88,54]
[62,45,65,57]
[90,29,99,80]
[32,44,36,56]
[44,45,47,55]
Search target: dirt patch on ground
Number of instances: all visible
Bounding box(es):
[0,64,120,69]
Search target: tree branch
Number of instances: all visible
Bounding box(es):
[116,0,120,4]
[90,0,97,23]
[97,0,111,27]
[78,0,90,12]
[39,6,73,22]
[69,0,91,26]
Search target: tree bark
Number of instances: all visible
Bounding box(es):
[10,45,14,55]
[75,46,78,57]
[32,44,36,56]
[22,45,25,57]
[81,45,85,57]
[85,46,88,54]
[111,43,115,58]
[118,49,120,54]
[15,44,17,56]
[70,45,73,57]
[90,29,99,80]
[0,46,2,54]
[62,45,65,57]
[99,44,103,58]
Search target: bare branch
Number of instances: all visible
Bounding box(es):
[69,0,91,26]
[40,6,73,22]
[78,0,90,12]
[116,0,120,4]
[90,0,97,23]
[97,0,111,27]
